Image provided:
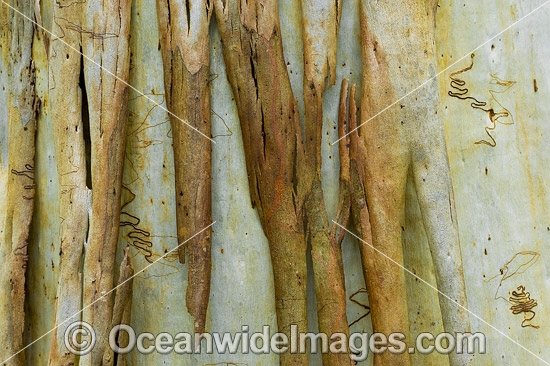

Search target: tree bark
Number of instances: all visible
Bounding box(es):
[300,2,354,365]
[213,1,309,364]
[0,1,36,364]
[47,1,88,365]
[337,80,375,320]
[358,1,471,365]
[80,1,132,365]
[156,0,213,335]
[102,247,134,366]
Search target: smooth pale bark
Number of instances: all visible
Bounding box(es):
[300,2,353,365]
[156,0,212,335]
[358,1,471,365]
[80,1,132,365]
[213,1,309,364]
[0,1,36,365]
[47,1,89,365]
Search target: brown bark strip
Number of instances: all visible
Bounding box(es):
[343,83,375,300]
[336,79,375,316]
[358,1,471,365]
[156,0,213,335]
[80,1,132,365]
[338,81,381,354]
[0,1,37,365]
[213,1,308,364]
[300,2,353,365]
[47,1,88,365]
[102,247,134,366]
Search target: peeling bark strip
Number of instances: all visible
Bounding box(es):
[102,247,134,366]
[300,2,353,365]
[337,80,375,320]
[359,1,471,365]
[47,1,88,365]
[156,0,213,335]
[0,1,36,365]
[213,0,309,364]
[80,1,132,365]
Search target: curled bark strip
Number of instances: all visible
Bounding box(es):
[47,1,88,365]
[0,2,36,364]
[156,0,213,335]
[301,3,351,364]
[102,247,134,366]
[213,1,308,364]
[359,2,471,365]
[80,1,132,364]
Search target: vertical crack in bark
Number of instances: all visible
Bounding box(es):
[156,0,213,335]
[79,58,92,190]
[0,2,37,365]
[213,1,308,364]
[80,0,132,364]
[185,0,192,35]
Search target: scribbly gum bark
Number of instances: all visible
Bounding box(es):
[337,80,375,311]
[102,248,134,366]
[301,2,354,365]
[156,0,213,335]
[0,1,36,365]
[47,1,88,365]
[80,1,132,365]
[213,0,308,364]
[359,1,471,365]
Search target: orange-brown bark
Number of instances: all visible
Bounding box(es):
[213,1,309,364]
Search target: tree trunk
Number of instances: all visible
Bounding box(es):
[300,1,353,365]
[213,1,309,364]
[156,0,213,335]
[2,1,548,365]
[47,1,88,365]
[358,1,471,365]
[80,0,132,363]
[0,1,36,364]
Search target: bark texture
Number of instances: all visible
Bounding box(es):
[300,2,353,365]
[213,1,309,364]
[156,0,213,335]
[81,1,132,365]
[337,80,374,311]
[47,1,89,365]
[102,247,134,366]
[0,1,36,365]
[359,1,471,365]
